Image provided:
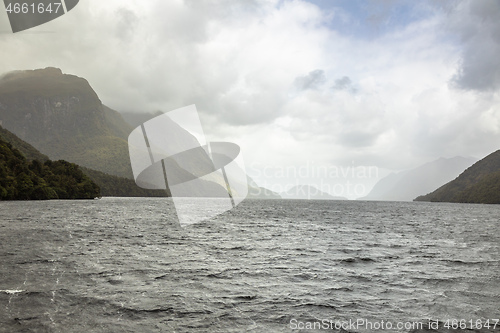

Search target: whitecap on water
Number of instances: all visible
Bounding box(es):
[0,290,25,294]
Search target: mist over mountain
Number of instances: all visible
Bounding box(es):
[0,68,219,193]
[281,185,347,200]
[0,68,276,199]
[120,111,165,129]
[0,68,224,197]
[415,150,500,204]
[0,67,133,178]
[360,157,477,202]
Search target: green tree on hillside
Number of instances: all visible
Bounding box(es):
[0,138,100,200]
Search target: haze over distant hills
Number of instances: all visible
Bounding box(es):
[0,67,279,198]
[359,156,477,202]
[415,150,500,204]
[247,177,281,199]
[7,67,493,203]
[120,111,165,129]
[0,68,225,195]
[281,185,347,200]
[122,110,281,198]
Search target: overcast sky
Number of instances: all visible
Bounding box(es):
[1,0,499,198]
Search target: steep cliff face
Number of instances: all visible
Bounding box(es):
[0,68,102,137]
[0,67,133,177]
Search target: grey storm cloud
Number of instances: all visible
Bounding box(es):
[332,76,357,93]
[333,76,351,89]
[449,0,500,91]
[293,69,326,91]
[2,0,500,176]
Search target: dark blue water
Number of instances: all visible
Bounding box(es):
[0,198,499,332]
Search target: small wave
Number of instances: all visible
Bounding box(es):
[440,259,488,265]
[294,302,337,310]
[233,295,257,301]
[324,286,353,292]
[291,273,319,280]
[107,279,123,285]
[13,316,39,322]
[222,245,252,251]
[122,307,175,314]
[0,289,25,294]
[18,258,59,265]
[339,257,377,264]
[206,268,241,279]
[340,258,356,263]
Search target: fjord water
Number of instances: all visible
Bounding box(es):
[0,198,499,332]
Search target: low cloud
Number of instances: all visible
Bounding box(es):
[0,0,499,177]
[293,69,326,91]
[332,76,357,93]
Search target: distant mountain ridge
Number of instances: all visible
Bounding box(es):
[360,156,477,201]
[415,150,500,204]
[247,176,281,199]
[281,185,347,200]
